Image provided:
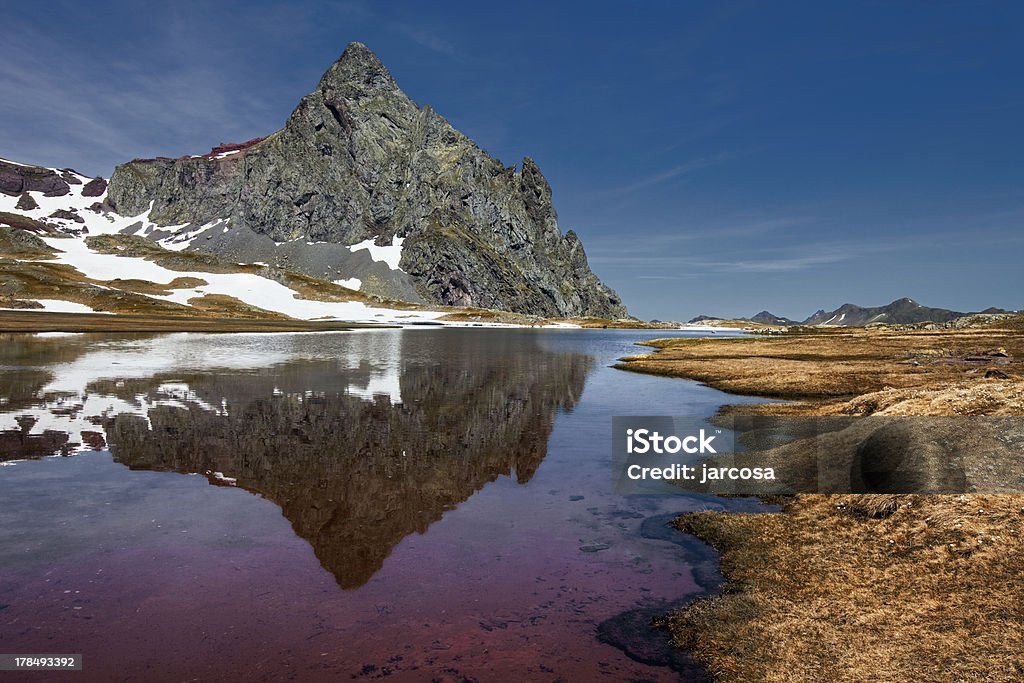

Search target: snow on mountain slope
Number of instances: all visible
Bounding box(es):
[348,237,405,271]
[35,236,446,322]
[0,157,535,326]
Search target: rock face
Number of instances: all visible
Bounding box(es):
[0,160,74,197]
[81,177,107,197]
[107,42,626,318]
[15,192,38,210]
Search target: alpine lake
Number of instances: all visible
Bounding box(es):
[0,328,769,682]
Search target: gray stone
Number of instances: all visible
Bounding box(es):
[82,177,107,197]
[15,192,38,210]
[0,161,70,197]
[107,42,626,318]
[579,543,610,552]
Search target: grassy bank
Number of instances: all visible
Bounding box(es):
[617,320,1024,682]
[0,310,388,333]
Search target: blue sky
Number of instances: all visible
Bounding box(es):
[2,1,1021,320]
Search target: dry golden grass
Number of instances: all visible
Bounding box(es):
[0,212,55,236]
[661,493,1024,682]
[0,225,59,259]
[617,325,1024,410]
[183,293,293,319]
[0,259,198,317]
[618,320,1024,682]
[104,276,208,295]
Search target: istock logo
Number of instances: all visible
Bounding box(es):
[625,428,717,454]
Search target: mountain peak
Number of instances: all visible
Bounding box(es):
[802,298,964,326]
[748,311,797,325]
[106,41,627,319]
[319,42,397,96]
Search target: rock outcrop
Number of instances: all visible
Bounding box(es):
[107,42,626,318]
[0,159,77,197]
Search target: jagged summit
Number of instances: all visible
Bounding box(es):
[107,43,626,318]
[318,42,399,96]
[686,298,991,328]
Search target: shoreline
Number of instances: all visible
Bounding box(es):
[617,320,1024,682]
[0,310,390,333]
[0,308,731,334]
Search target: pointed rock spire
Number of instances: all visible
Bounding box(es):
[318,41,398,98]
[107,42,628,319]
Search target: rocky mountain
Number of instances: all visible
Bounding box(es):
[802,298,966,326]
[687,311,796,325]
[687,299,1002,327]
[106,42,626,319]
[748,310,798,325]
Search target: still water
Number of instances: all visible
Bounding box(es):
[0,328,765,682]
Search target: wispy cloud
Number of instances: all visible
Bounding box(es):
[603,150,740,197]
[388,22,457,56]
[0,10,298,175]
[589,239,902,276]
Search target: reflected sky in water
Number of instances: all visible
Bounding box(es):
[0,328,765,681]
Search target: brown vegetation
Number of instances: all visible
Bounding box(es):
[0,310,385,333]
[617,319,1024,682]
[0,211,55,235]
[617,323,1024,414]
[661,493,1024,682]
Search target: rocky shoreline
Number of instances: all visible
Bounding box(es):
[617,319,1024,682]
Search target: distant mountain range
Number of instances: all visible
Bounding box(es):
[689,298,1015,327]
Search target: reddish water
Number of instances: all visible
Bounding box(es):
[0,329,763,681]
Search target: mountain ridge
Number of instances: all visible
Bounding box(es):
[688,298,1014,327]
[106,42,626,319]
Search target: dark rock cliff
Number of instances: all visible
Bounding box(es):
[107,42,626,318]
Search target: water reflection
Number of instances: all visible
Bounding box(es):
[0,331,593,588]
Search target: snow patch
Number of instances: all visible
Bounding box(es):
[36,236,447,325]
[210,471,238,484]
[0,299,104,314]
[349,236,404,270]
[0,157,36,167]
[156,219,227,252]
[332,277,362,290]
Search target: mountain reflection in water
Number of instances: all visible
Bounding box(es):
[0,330,593,589]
